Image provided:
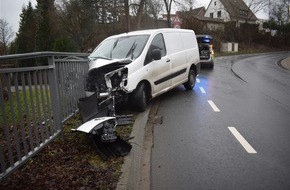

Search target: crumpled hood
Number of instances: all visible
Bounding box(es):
[89,58,132,71]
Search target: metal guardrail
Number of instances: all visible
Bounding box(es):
[0,52,89,179]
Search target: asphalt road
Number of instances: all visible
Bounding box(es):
[151,52,290,190]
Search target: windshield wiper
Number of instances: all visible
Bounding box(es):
[126,41,137,59]
[110,39,119,58]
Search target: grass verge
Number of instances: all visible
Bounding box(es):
[0,112,135,190]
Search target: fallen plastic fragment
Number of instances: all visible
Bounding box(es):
[72,92,133,159]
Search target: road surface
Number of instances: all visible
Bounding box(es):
[151,52,290,190]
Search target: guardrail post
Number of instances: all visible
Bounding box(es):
[48,56,62,132]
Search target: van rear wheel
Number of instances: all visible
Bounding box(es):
[184,69,196,90]
[130,83,148,112]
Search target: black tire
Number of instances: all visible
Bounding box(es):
[130,83,148,112]
[184,69,196,90]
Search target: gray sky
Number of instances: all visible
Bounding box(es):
[1,0,266,37]
[0,0,37,34]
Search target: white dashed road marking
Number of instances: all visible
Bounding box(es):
[199,87,206,94]
[228,127,257,154]
[207,100,220,112]
[199,76,255,154]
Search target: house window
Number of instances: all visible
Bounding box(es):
[210,13,214,18]
[217,11,221,18]
[214,1,216,6]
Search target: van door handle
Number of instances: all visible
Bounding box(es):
[166,58,170,62]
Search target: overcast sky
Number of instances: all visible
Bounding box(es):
[1,0,266,37]
[0,0,37,33]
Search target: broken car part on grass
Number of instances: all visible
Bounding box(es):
[72,92,132,160]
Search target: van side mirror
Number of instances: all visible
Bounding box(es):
[151,49,161,60]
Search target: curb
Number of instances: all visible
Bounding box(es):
[280,57,290,70]
[116,100,160,190]
[116,105,151,190]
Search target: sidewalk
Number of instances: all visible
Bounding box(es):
[281,57,290,70]
[116,104,152,190]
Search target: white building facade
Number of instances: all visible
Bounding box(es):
[204,0,231,21]
[204,0,258,27]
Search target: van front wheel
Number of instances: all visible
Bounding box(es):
[130,83,148,112]
[184,69,196,90]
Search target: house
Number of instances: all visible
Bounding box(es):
[177,7,224,32]
[204,0,258,27]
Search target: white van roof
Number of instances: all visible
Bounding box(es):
[108,28,194,39]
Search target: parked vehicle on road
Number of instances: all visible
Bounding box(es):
[86,28,200,111]
[196,34,214,68]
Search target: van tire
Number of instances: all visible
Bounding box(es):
[130,83,147,112]
[184,69,196,90]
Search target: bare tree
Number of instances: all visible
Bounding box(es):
[131,0,160,30]
[136,0,146,29]
[244,0,270,22]
[163,0,196,28]
[146,0,164,19]
[128,0,144,30]
[0,19,14,55]
[124,0,131,31]
[271,3,285,23]
[163,0,174,27]
[176,0,195,12]
[269,0,290,23]
[246,0,268,14]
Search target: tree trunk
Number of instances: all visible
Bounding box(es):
[163,0,173,28]
[124,0,130,32]
[136,0,146,30]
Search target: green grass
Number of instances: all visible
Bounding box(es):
[0,89,51,126]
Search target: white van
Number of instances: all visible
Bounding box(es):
[86,28,200,111]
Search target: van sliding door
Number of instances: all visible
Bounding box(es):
[163,32,187,86]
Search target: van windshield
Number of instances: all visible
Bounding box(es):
[90,35,150,60]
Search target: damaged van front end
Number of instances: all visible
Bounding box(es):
[85,58,131,102]
[85,34,150,104]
